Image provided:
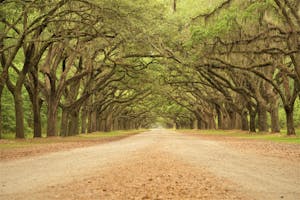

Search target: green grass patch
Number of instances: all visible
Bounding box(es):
[0,129,146,149]
[178,129,300,144]
[78,129,146,138]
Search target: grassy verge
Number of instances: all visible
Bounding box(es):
[0,129,146,149]
[78,130,145,138]
[177,129,300,144]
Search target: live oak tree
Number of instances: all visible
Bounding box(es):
[162,0,300,135]
[1,0,299,138]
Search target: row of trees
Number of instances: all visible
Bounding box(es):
[1,0,299,138]
[159,0,300,135]
[0,0,166,138]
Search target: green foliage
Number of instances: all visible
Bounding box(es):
[190,0,273,44]
[1,87,15,133]
[240,1,269,20]
[1,86,34,135]
[1,0,299,138]
[294,99,300,128]
[192,8,238,42]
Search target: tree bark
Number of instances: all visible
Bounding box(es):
[228,111,236,129]
[270,107,280,133]
[216,104,223,129]
[0,88,2,139]
[105,113,113,132]
[91,111,97,132]
[13,90,25,138]
[193,119,198,129]
[202,120,208,129]
[175,122,179,129]
[87,111,92,133]
[284,105,295,135]
[235,113,242,129]
[113,118,119,130]
[209,117,216,129]
[257,104,268,132]
[194,113,202,130]
[88,110,97,133]
[249,109,256,132]
[60,108,68,136]
[32,97,42,137]
[67,109,79,136]
[47,99,58,137]
[241,110,249,131]
[6,78,25,138]
[81,108,87,134]
[222,112,230,129]
[29,67,42,138]
[173,0,177,12]
[120,119,126,130]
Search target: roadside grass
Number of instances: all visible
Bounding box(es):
[78,129,146,138]
[0,129,146,149]
[178,129,300,144]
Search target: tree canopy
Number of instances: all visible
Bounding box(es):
[0,0,299,138]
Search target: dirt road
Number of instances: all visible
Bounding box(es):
[1,129,299,200]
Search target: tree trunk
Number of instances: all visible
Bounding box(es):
[249,110,256,132]
[193,119,198,129]
[194,113,202,130]
[81,108,87,134]
[127,120,131,130]
[0,89,2,139]
[228,111,236,129]
[189,118,194,129]
[60,108,68,136]
[30,68,42,138]
[87,111,92,133]
[87,111,97,133]
[209,116,216,129]
[32,96,42,138]
[175,122,179,129]
[68,109,79,136]
[13,90,25,138]
[99,118,105,131]
[222,114,230,129]
[257,104,268,132]
[284,105,295,135]
[113,118,118,130]
[121,119,126,130]
[0,87,2,139]
[47,100,58,137]
[197,119,202,129]
[105,113,113,132]
[241,110,249,131]
[202,120,208,129]
[270,108,280,133]
[235,113,242,129]
[91,111,97,132]
[216,104,223,129]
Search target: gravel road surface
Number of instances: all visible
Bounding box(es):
[1,129,299,200]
